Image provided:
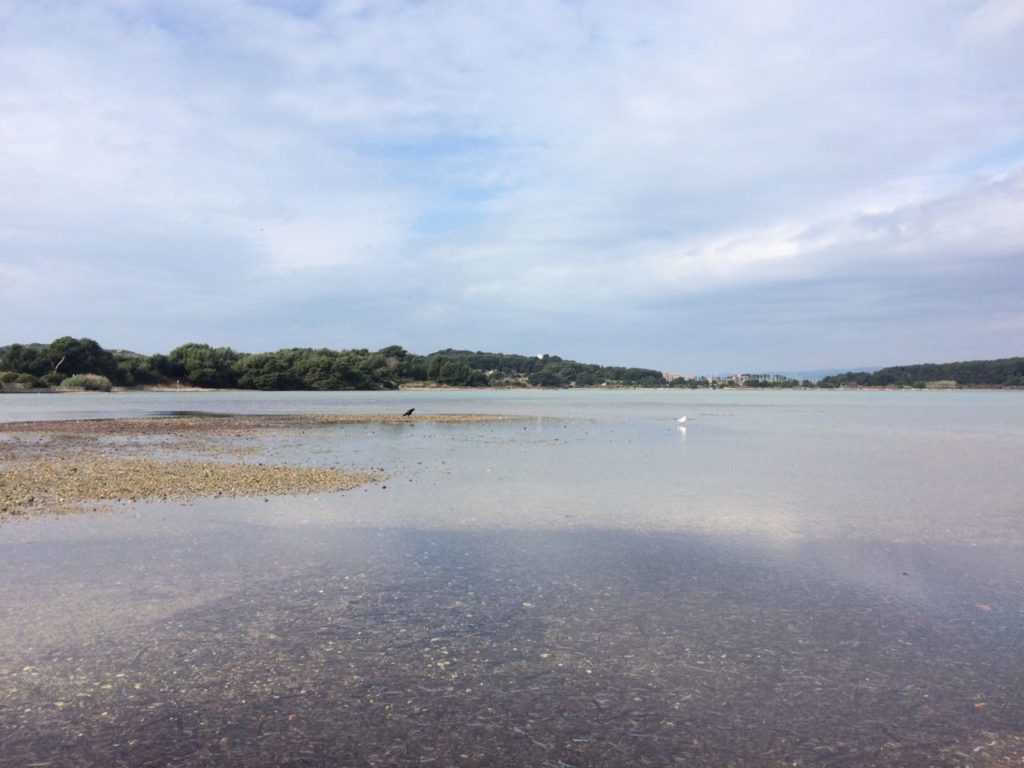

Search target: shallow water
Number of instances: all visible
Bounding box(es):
[1,390,1023,765]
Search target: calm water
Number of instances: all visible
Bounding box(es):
[1,390,1023,766]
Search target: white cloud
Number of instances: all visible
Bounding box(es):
[255,201,410,271]
[1,0,1022,367]
[964,0,1024,40]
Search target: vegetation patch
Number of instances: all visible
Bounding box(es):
[58,373,114,391]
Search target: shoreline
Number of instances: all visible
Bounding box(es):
[3,384,1022,395]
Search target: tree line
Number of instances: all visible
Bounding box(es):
[818,357,1024,388]
[0,337,668,390]
[3,337,1020,391]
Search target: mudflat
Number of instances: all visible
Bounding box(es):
[0,413,507,520]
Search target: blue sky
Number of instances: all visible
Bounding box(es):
[2,0,1023,373]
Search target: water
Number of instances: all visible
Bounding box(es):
[1,390,1023,765]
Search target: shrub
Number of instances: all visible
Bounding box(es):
[0,371,19,384]
[15,373,38,387]
[59,374,114,392]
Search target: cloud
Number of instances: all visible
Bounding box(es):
[964,0,1024,40]
[1,1,1022,368]
[254,201,411,272]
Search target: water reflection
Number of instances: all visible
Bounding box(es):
[1,520,1022,766]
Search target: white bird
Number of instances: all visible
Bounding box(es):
[677,416,688,424]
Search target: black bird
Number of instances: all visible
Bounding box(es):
[402,408,415,417]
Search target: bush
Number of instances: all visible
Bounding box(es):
[59,374,114,392]
[0,371,45,391]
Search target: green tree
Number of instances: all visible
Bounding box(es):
[0,344,45,375]
[528,369,567,388]
[114,355,161,386]
[39,337,117,378]
[166,343,239,388]
[234,352,305,390]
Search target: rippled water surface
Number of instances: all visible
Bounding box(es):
[1,390,1023,766]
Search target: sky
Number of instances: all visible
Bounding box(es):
[2,0,1023,374]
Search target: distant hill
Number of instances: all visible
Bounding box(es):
[777,367,880,383]
[819,357,1024,388]
[425,349,665,388]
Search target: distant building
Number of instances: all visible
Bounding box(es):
[730,373,790,384]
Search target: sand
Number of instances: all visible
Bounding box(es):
[0,413,508,520]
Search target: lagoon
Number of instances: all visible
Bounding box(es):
[1,390,1022,765]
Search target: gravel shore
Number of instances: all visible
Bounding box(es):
[0,413,507,520]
